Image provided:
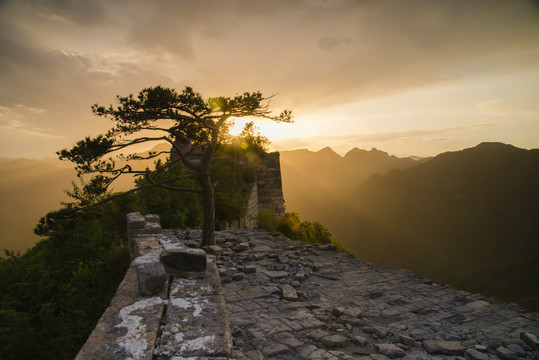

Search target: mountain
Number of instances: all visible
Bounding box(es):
[0,144,171,253]
[0,160,75,252]
[326,142,539,310]
[279,146,426,222]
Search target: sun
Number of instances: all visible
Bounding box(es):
[228,117,252,136]
[228,116,294,141]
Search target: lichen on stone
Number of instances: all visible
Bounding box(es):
[115,296,165,359]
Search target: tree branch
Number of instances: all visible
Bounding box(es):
[91,174,202,207]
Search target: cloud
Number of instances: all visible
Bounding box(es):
[318,37,351,50]
[272,122,501,148]
[1,0,538,158]
[478,98,539,117]
[14,0,109,26]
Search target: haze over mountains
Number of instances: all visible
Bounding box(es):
[280,142,539,310]
[0,158,73,252]
[0,145,170,253]
[280,147,429,223]
[2,142,538,309]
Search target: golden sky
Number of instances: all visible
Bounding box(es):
[0,0,538,158]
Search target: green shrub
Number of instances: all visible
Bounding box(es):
[256,209,278,232]
[262,210,343,247]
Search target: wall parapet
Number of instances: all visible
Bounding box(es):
[76,213,232,360]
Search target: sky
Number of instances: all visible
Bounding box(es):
[0,0,538,159]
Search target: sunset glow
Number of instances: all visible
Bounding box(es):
[0,0,538,158]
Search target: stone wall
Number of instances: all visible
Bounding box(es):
[77,214,539,360]
[222,151,285,229]
[76,213,232,360]
[254,152,285,219]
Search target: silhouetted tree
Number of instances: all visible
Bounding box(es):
[58,86,292,246]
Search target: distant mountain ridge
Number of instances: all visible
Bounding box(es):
[0,160,74,252]
[280,146,427,222]
[0,145,170,253]
[280,142,539,310]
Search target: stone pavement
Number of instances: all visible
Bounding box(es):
[170,228,539,360]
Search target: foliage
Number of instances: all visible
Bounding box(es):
[256,209,279,232]
[133,159,203,229]
[258,210,339,246]
[0,84,291,358]
[442,255,539,312]
[236,121,270,153]
[58,85,292,246]
[0,201,131,360]
[0,116,279,359]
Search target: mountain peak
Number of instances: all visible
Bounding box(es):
[344,147,390,160]
[369,147,388,155]
[317,146,340,157]
[344,147,366,156]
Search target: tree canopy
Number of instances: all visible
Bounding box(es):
[58,86,292,245]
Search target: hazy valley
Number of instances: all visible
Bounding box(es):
[0,146,167,253]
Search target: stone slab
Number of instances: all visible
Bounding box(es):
[376,343,406,358]
[423,340,466,355]
[155,260,232,359]
[260,270,289,279]
[75,267,166,360]
[160,248,207,277]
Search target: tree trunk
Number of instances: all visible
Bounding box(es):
[199,129,219,247]
[200,172,215,247]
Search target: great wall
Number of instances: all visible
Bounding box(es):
[76,153,539,360]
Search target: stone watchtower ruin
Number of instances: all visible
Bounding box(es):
[226,151,285,229]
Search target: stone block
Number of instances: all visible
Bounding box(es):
[400,335,416,347]
[279,284,298,301]
[232,273,245,281]
[496,346,517,360]
[135,260,167,296]
[128,223,162,240]
[75,268,166,360]
[260,270,289,279]
[521,332,539,349]
[156,258,232,359]
[243,265,257,274]
[465,348,489,360]
[261,344,289,357]
[375,343,406,358]
[343,306,363,318]
[423,340,465,355]
[130,236,160,259]
[332,307,346,317]
[205,245,224,259]
[160,248,207,277]
[126,212,146,230]
[352,335,368,346]
[320,334,350,348]
[144,214,160,225]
